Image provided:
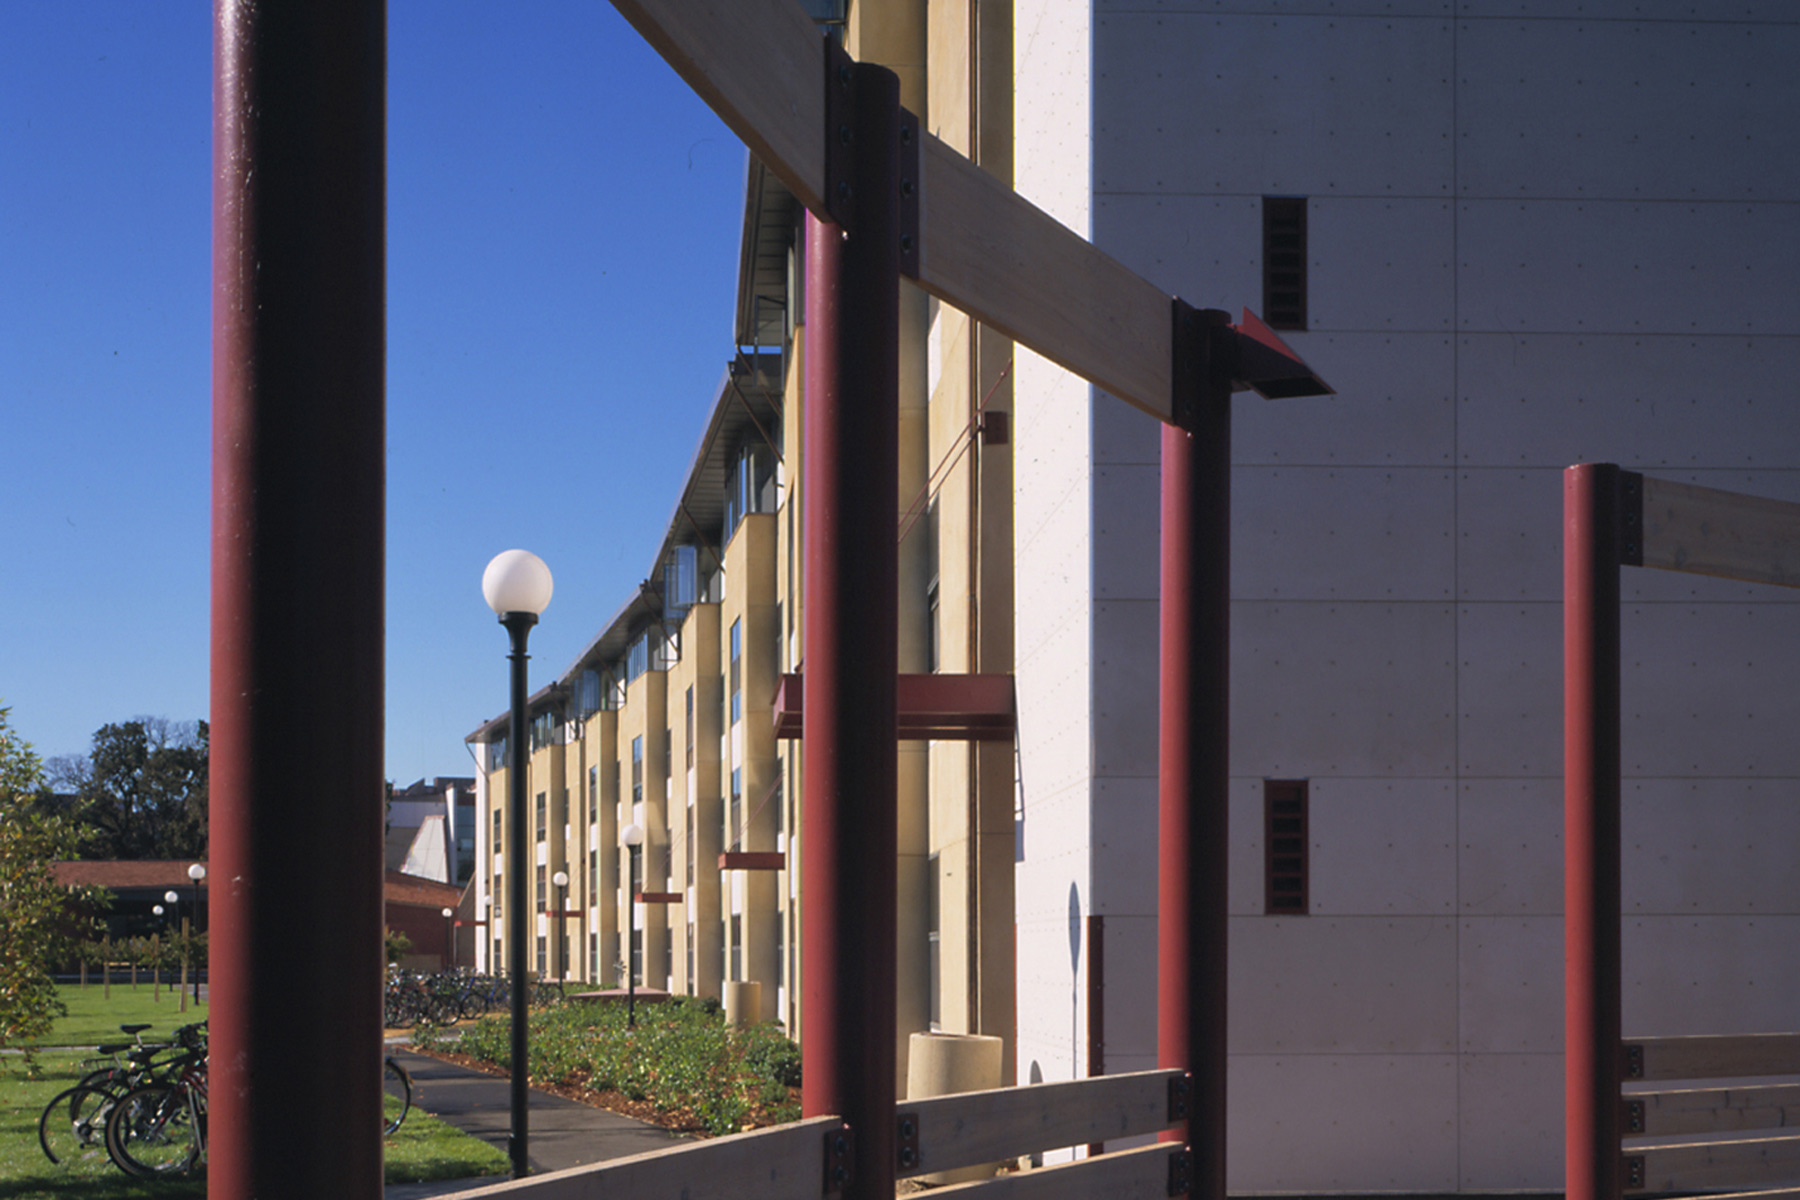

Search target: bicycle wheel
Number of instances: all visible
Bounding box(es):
[37,1084,116,1167]
[105,1083,199,1177]
[382,1056,413,1136]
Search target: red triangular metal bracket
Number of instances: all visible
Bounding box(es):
[1231,308,1335,400]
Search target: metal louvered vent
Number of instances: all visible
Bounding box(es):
[1264,779,1309,915]
[1262,197,1308,331]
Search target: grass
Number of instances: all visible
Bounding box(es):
[26,981,209,1050]
[0,988,508,1197]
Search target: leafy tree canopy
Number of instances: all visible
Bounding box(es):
[60,717,209,860]
[0,702,88,1048]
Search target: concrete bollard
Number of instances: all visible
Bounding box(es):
[906,1031,1004,1185]
[723,980,762,1028]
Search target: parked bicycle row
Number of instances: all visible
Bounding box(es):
[384,966,566,1028]
[38,1021,412,1178]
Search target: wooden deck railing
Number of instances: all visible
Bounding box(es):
[1623,1034,1800,1199]
[445,1069,1191,1199]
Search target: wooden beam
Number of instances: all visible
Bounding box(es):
[926,1142,1184,1200]
[609,0,827,214]
[1628,1084,1800,1138]
[609,0,1176,424]
[1627,1034,1800,1081]
[448,1115,840,1200]
[915,132,1173,423]
[1626,1134,1800,1195]
[899,1069,1183,1178]
[1638,475,1800,590]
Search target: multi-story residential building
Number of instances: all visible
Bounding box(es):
[470,2,1799,1190]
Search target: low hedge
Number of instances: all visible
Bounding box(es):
[415,995,802,1136]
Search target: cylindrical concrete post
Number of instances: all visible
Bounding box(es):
[905,1032,1004,1184]
[724,980,763,1029]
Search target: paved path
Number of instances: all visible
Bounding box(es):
[384,1047,690,1199]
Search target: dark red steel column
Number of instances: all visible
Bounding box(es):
[1564,464,1624,1200]
[801,61,902,1200]
[1159,307,1233,1200]
[212,3,386,1198]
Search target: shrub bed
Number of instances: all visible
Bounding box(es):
[415,996,802,1137]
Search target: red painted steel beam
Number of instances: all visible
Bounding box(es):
[1564,464,1626,1200]
[210,2,386,1197]
[772,672,1016,740]
[718,852,787,871]
[801,52,901,1200]
[1159,305,1233,1200]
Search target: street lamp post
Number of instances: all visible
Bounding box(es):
[152,905,166,998]
[166,890,185,1012]
[483,548,553,1180]
[442,907,455,971]
[551,871,568,982]
[187,864,206,1005]
[620,823,644,1029]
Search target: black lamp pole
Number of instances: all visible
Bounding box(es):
[501,610,535,1179]
[627,843,639,1029]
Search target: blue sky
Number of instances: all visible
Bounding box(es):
[1,3,749,784]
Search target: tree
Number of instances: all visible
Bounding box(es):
[71,717,209,860]
[0,703,88,1051]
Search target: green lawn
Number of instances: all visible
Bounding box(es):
[0,988,507,1197]
[26,981,208,1050]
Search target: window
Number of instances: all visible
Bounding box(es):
[492,810,502,854]
[729,618,742,726]
[535,792,546,843]
[729,768,742,847]
[685,686,695,769]
[536,936,546,977]
[1262,196,1307,331]
[772,764,785,836]
[1264,779,1309,915]
[925,501,941,673]
[664,544,699,620]
[687,924,696,994]
[536,865,546,910]
[492,877,501,919]
[928,852,941,1027]
[588,848,597,905]
[631,736,643,807]
[730,914,742,980]
[590,932,599,983]
[723,444,775,540]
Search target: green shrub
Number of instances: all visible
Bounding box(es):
[429,996,802,1136]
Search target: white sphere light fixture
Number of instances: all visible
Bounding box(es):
[551,870,568,888]
[188,862,207,883]
[482,549,554,616]
[620,822,645,848]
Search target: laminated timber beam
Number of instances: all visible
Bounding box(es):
[610,0,1178,423]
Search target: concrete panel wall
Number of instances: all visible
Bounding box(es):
[1013,3,1800,1191]
[1013,0,1096,1101]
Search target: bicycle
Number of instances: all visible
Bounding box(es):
[37,1022,192,1168]
[103,1023,209,1178]
[383,1054,413,1135]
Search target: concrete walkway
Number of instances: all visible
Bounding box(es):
[383,1047,690,1199]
